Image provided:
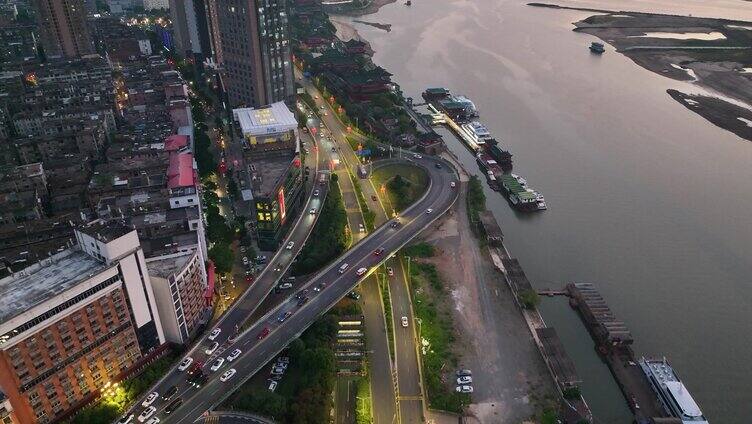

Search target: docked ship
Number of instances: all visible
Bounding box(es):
[482,138,512,170]
[476,153,503,191]
[461,121,492,145]
[590,42,605,54]
[499,174,546,211]
[639,357,709,424]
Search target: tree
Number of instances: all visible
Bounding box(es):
[518,289,540,310]
[209,243,234,274]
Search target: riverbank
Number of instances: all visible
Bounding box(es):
[325,0,397,17]
[548,5,752,142]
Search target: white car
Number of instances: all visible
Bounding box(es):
[117,415,135,424]
[208,328,221,341]
[358,223,365,233]
[177,357,193,371]
[145,418,160,424]
[450,181,456,188]
[268,380,278,392]
[309,208,316,215]
[356,267,368,276]
[205,342,219,355]
[220,368,237,382]
[242,256,249,264]
[456,385,473,393]
[286,241,295,250]
[226,349,242,362]
[141,392,158,408]
[457,376,473,385]
[413,153,422,159]
[401,316,409,328]
[137,406,156,422]
[425,208,433,214]
[210,357,225,372]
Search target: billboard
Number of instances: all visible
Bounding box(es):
[278,187,286,224]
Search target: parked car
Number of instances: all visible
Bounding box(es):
[242,256,249,264]
[278,282,293,290]
[456,385,473,393]
[117,415,135,424]
[450,181,456,188]
[309,207,317,215]
[178,357,193,371]
[208,328,221,340]
[457,376,473,385]
[145,418,160,424]
[226,349,242,362]
[278,356,290,364]
[210,358,225,372]
[141,392,159,408]
[137,406,156,423]
[286,241,295,250]
[456,369,472,377]
[387,267,394,277]
[435,162,442,169]
[413,153,422,159]
[205,342,219,355]
[347,291,361,300]
[165,398,182,414]
[220,368,237,382]
[358,223,365,233]
[268,380,278,392]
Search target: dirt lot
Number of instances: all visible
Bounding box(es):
[415,184,556,423]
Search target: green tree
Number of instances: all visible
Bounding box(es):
[209,243,234,274]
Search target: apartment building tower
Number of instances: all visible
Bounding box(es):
[207,0,294,108]
[32,0,95,58]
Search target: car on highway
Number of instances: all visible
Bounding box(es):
[165,398,182,414]
[309,207,316,215]
[178,357,193,371]
[257,327,270,340]
[145,418,159,424]
[387,267,394,276]
[286,241,295,250]
[457,376,473,385]
[451,181,456,188]
[374,248,385,256]
[338,263,349,274]
[141,392,158,408]
[205,342,219,355]
[371,195,378,201]
[295,289,309,299]
[356,267,368,276]
[117,414,135,424]
[245,275,253,283]
[313,189,320,197]
[277,282,293,290]
[456,369,472,377]
[278,311,293,322]
[226,349,242,362]
[413,153,422,159]
[187,371,208,388]
[456,385,473,393]
[210,358,225,372]
[242,256,249,265]
[314,95,319,100]
[390,220,400,228]
[401,316,409,327]
[208,328,222,340]
[426,208,434,214]
[313,282,326,292]
[296,296,310,307]
[273,265,283,272]
[161,385,178,401]
[137,406,156,423]
[220,368,237,382]
[268,380,278,392]
[435,162,442,169]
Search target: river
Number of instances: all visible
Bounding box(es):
[334,0,752,422]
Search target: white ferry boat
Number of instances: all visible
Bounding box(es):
[461,121,492,145]
[640,357,709,424]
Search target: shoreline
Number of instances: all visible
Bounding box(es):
[326,0,397,17]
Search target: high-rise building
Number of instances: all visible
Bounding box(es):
[32,0,95,58]
[169,0,212,62]
[0,222,165,423]
[208,0,294,108]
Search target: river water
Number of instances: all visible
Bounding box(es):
[335,0,752,422]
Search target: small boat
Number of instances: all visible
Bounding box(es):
[590,42,605,54]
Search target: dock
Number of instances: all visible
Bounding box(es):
[566,283,671,422]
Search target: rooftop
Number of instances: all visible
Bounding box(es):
[234,102,298,137]
[249,155,296,197]
[78,220,134,243]
[0,248,107,322]
[146,251,194,279]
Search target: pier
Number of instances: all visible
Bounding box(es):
[566,283,671,423]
